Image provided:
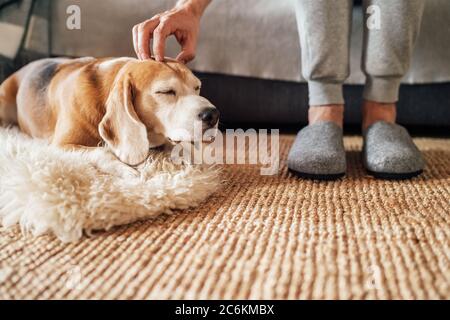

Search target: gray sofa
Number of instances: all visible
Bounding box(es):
[3,0,450,128]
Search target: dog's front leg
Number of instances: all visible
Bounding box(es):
[60,144,140,178]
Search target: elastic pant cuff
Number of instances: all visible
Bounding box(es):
[363,77,402,103]
[308,81,344,106]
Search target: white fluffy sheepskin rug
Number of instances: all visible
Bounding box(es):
[0,127,221,242]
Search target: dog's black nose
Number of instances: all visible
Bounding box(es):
[198,107,220,127]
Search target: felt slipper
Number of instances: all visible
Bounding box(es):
[287,122,346,180]
[363,121,424,180]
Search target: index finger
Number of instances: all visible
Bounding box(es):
[153,24,170,62]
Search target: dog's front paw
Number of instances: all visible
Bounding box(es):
[87,148,140,178]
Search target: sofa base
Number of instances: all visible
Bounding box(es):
[197,72,450,128]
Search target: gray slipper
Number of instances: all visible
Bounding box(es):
[287,122,346,180]
[363,121,424,180]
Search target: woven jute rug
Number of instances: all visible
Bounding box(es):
[0,135,449,299]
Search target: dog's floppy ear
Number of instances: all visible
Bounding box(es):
[99,72,149,166]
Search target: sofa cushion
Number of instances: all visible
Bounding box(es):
[51,0,450,85]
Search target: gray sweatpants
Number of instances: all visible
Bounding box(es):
[294,0,425,106]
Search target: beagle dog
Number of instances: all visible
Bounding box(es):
[0,57,219,166]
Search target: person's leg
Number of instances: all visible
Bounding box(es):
[296,0,353,126]
[361,0,425,129]
[361,0,425,178]
[288,0,352,179]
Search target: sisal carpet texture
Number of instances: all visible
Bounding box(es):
[0,135,449,299]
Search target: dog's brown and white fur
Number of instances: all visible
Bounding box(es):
[0,57,219,168]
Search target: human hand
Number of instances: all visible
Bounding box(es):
[133,1,207,63]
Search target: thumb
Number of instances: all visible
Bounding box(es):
[175,36,197,63]
[176,50,196,64]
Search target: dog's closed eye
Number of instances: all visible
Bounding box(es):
[156,89,176,96]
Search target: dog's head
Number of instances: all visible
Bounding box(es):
[99,59,219,165]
